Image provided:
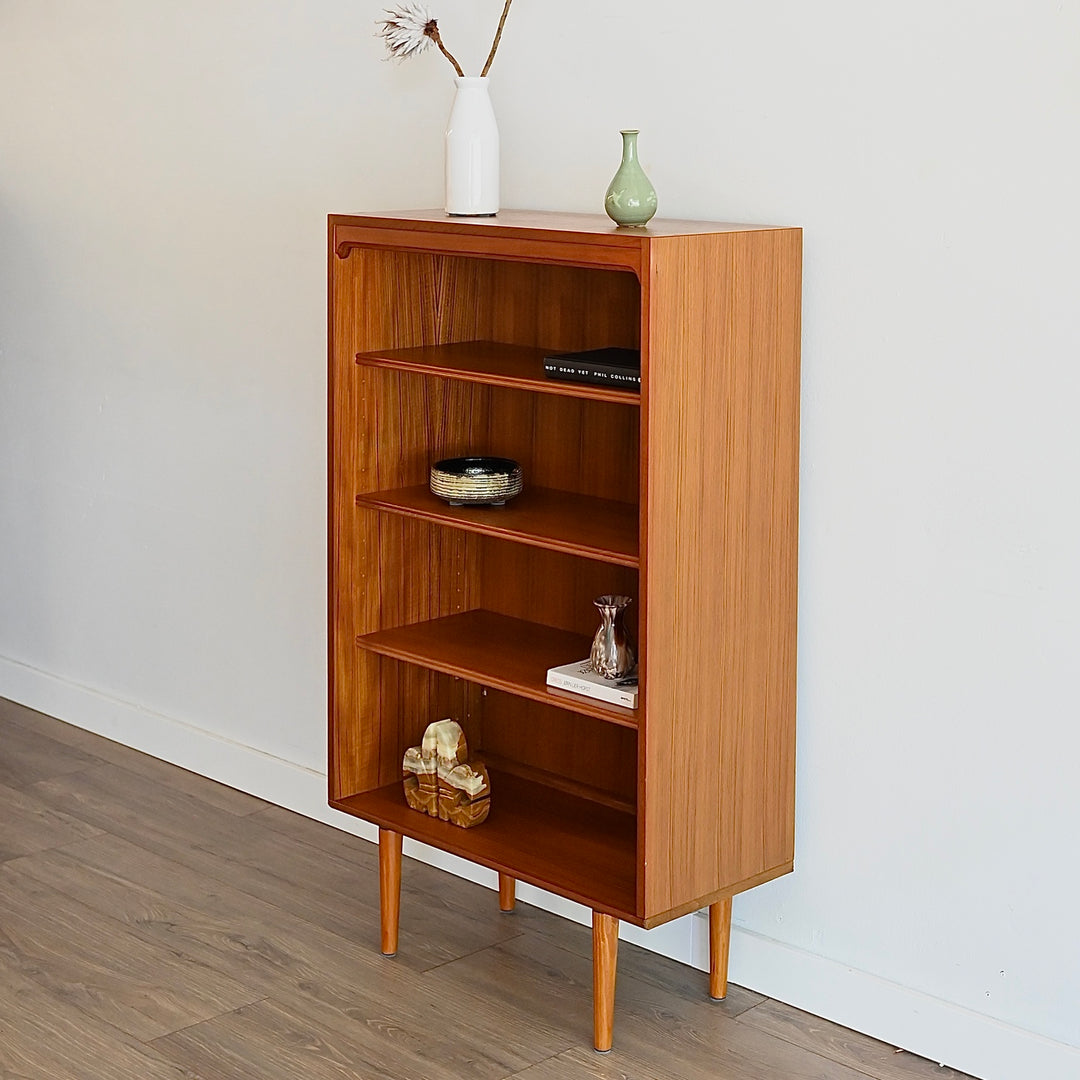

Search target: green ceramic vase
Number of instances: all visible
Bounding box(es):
[604,129,657,227]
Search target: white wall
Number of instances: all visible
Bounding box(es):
[2,3,1079,1077]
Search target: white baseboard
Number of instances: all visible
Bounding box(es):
[3,653,1078,1080]
[701,923,1080,1080]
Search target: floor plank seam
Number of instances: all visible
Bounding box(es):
[18,796,357,953]
[247,804,374,854]
[415,930,530,974]
[104,756,270,819]
[500,1047,571,1079]
[703,979,771,1019]
[2,831,109,870]
[734,1001,900,1080]
[4,757,109,795]
[143,996,271,1047]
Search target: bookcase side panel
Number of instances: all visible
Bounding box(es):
[328,244,367,799]
[641,229,801,918]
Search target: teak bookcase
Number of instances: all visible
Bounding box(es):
[328,209,801,1050]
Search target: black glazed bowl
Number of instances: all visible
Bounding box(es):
[429,456,524,507]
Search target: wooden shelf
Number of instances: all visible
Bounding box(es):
[331,770,638,920]
[355,341,641,405]
[355,609,640,729]
[356,486,639,567]
[480,752,635,815]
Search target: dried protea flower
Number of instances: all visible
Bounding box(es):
[378,3,433,60]
[376,1,515,79]
[377,3,464,76]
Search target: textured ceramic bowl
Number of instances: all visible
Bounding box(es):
[430,457,523,506]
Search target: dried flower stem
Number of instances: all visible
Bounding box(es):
[425,21,464,77]
[480,0,514,77]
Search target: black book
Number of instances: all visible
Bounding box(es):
[543,347,641,391]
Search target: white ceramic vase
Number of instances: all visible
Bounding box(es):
[445,76,499,216]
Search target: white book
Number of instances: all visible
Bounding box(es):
[545,659,638,709]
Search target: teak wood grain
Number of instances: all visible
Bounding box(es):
[332,771,638,918]
[477,689,637,813]
[356,485,639,566]
[356,341,642,405]
[378,829,402,955]
[709,897,733,1001]
[355,609,639,729]
[474,539,639,640]
[640,228,801,918]
[498,873,516,912]
[592,912,619,1052]
[331,209,791,271]
[477,753,635,816]
[328,212,800,941]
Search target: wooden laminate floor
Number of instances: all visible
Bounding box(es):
[0,698,976,1080]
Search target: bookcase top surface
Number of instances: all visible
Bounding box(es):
[329,208,795,240]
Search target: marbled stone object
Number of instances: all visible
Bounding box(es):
[403,719,491,828]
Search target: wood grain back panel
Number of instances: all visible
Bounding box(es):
[641,228,801,918]
[477,691,637,810]
[331,247,489,797]
[485,389,639,504]
[375,660,476,788]
[331,243,642,800]
[477,539,638,639]
[484,261,640,351]
[365,377,639,506]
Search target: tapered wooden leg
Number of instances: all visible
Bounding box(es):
[592,911,619,1052]
[378,829,402,957]
[709,897,732,1000]
[498,873,516,912]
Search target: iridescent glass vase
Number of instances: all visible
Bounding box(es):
[589,594,637,680]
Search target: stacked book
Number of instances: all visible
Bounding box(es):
[543,347,641,391]
[546,660,638,709]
